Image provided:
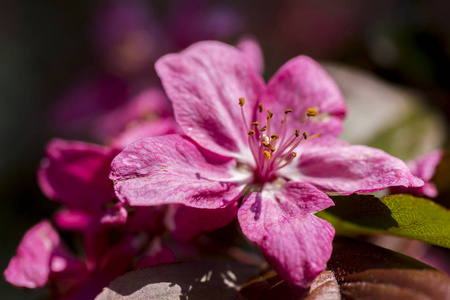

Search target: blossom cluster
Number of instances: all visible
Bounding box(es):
[5,34,443,298]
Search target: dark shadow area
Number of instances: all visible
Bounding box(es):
[326,194,399,230]
[96,260,259,300]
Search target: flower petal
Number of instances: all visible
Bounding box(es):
[391,150,443,197]
[261,56,346,137]
[155,41,265,160]
[53,209,94,232]
[94,88,173,141]
[165,203,238,241]
[237,36,265,75]
[110,118,178,150]
[4,221,60,288]
[37,139,118,212]
[238,182,335,287]
[110,134,249,208]
[292,137,424,194]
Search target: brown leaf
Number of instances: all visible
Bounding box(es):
[328,238,450,300]
[95,260,259,300]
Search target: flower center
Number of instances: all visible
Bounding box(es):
[239,97,320,182]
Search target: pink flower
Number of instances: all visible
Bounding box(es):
[4,221,173,299]
[390,150,444,197]
[110,41,423,287]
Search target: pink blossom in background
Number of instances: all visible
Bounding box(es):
[110,41,423,287]
[52,0,245,142]
[390,150,444,197]
[4,221,173,300]
[91,0,165,77]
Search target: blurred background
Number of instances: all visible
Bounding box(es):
[1,0,449,298]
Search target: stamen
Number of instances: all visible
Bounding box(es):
[270,146,276,152]
[269,152,297,176]
[248,130,255,135]
[306,108,318,117]
[308,133,322,139]
[262,141,270,147]
[258,103,263,113]
[239,97,250,132]
[260,126,267,132]
[295,129,300,137]
[263,151,271,160]
[285,109,293,114]
[302,132,308,140]
[267,110,273,118]
[239,98,245,106]
[271,134,279,141]
[252,122,260,126]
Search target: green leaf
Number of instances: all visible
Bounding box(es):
[317,194,450,248]
[95,260,260,300]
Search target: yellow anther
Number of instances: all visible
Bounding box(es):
[260,126,267,132]
[263,151,271,160]
[239,97,245,106]
[262,141,270,147]
[306,108,318,117]
[285,109,293,114]
[248,130,255,135]
[252,122,260,126]
[267,110,273,118]
[292,152,297,158]
[302,132,308,139]
[270,146,276,152]
[271,134,279,140]
[258,103,263,113]
[295,129,300,137]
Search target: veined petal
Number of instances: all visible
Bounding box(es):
[37,139,117,212]
[293,137,424,194]
[155,41,265,161]
[4,221,60,288]
[261,56,346,137]
[238,182,335,287]
[110,134,250,208]
[165,203,238,241]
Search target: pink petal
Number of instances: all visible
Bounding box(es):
[100,204,128,227]
[261,55,346,138]
[109,118,178,150]
[391,150,443,197]
[294,137,424,194]
[407,150,444,181]
[4,220,60,288]
[38,139,118,212]
[155,41,265,160]
[236,36,265,75]
[94,88,173,142]
[238,182,335,287]
[165,202,238,241]
[110,134,248,208]
[54,209,94,231]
